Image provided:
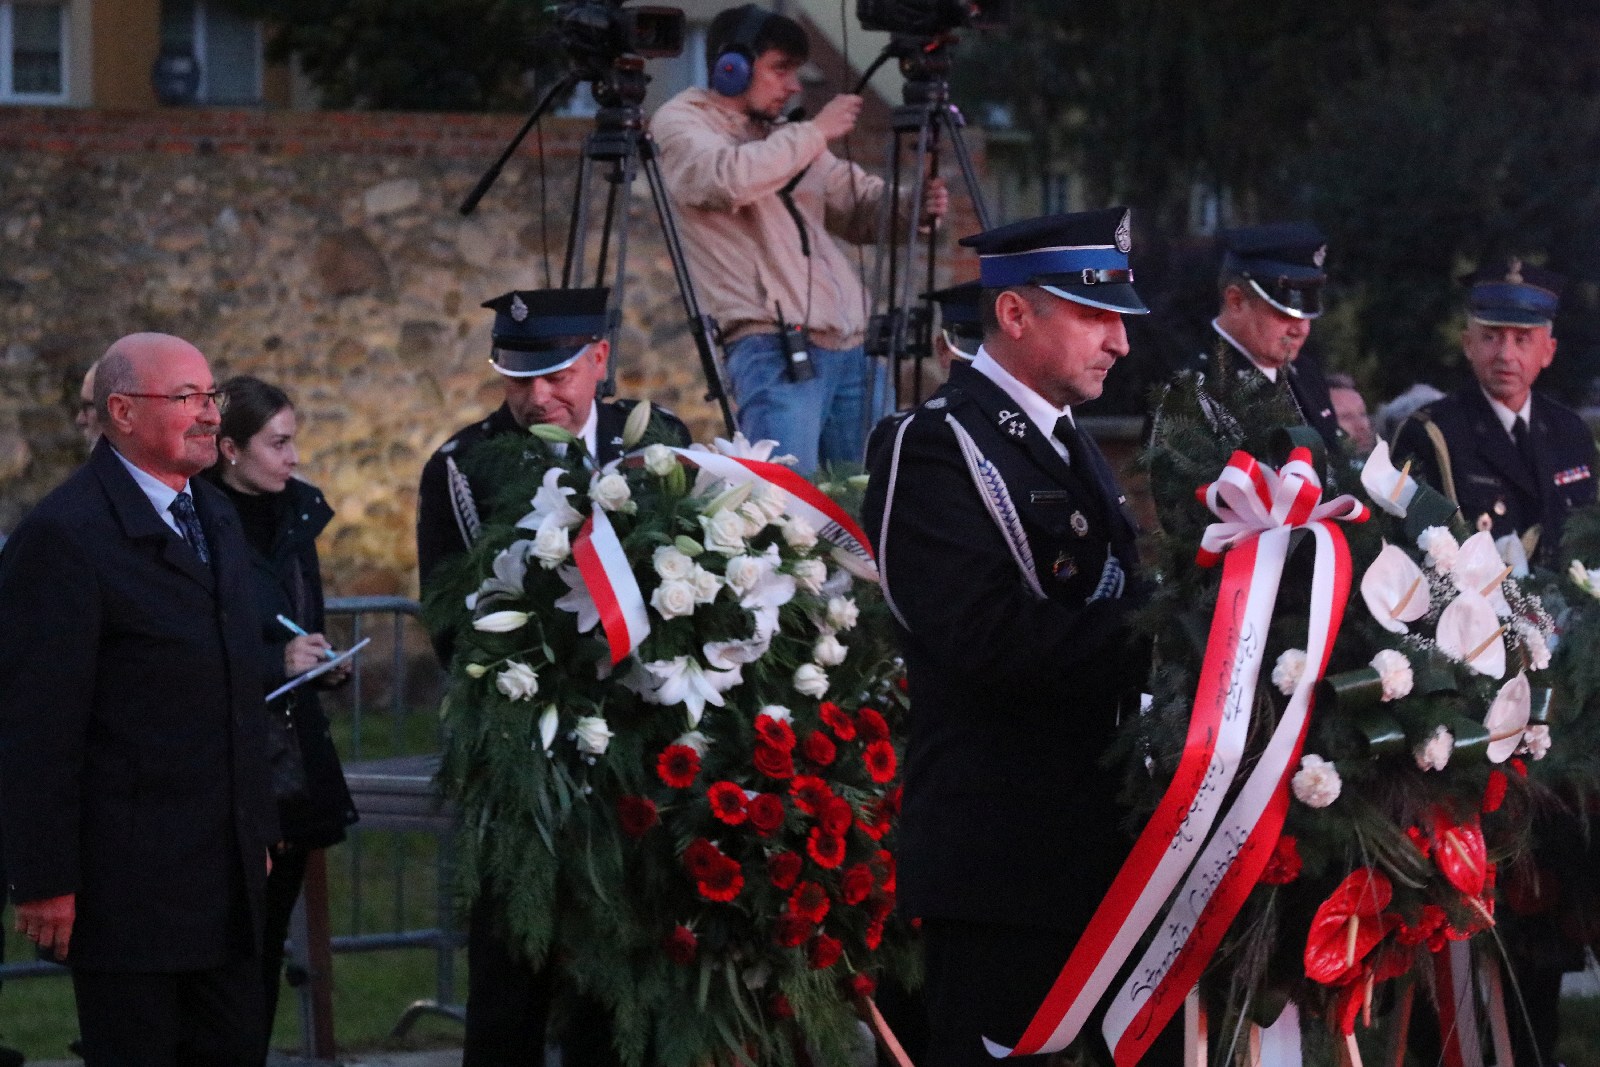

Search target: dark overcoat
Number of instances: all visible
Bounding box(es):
[0,439,277,971]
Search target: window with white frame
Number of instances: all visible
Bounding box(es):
[159,0,262,105]
[0,1,67,103]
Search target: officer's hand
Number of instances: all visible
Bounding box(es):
[922,177,950,222]
[286,633,331,675]
[16,892,75,961]
[813,94,863,141]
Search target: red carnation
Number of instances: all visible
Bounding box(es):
[788,880,831,923]
[1509,757,1528,777]
[768,850,803,890]
[1260,835,1303,886]
[856,707,890,742]
[708,781,749,826]
[697,857,745,903]
[841,863,874,905]
[789,775,833,815]
[802,730,838,767]
[769,993,795,1019]
[807,826,847,869]
[808,932,844,970]
[657,744,702,789]
[864,740,897,784]
[663,924,698,965]
[748,793,786,836]
[849,973,877,998]
[1482,769,1508,814]
[864,918,885,949]
[684,838,724,880]
[755,713,797,752]
[774,914,812,948]
[616,795,659,839]
[754,739,795,781]
[820,701,857,741]
[821,796,856,838]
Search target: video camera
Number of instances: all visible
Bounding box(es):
[555,0,686,82]
[856,0,1009,36]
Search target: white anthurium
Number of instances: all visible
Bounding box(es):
[704,634,772,671]
[473,609,530,633]
[1436,589,1506,678]
[1358,439,1419,517]
[1360,543,1431,634]
[1495,534,1531,579]
[553,566,601,633]
[1483,671,1532,763]
[641,656,742,726]
[515,467,584,532]
[1451,531,1513,616]
[538,706,560,752]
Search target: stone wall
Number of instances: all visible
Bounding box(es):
[1,106,984,596]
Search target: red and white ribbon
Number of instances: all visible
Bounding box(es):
[991,448,1365,1062]
[1434,941,1485,1067]
[573,509,651,666]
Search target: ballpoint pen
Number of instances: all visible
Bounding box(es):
[275,614,339,660]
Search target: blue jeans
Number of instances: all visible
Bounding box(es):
[723,333,889,475]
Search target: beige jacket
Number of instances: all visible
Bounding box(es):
[651,87,887,350]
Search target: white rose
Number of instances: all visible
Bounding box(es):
[813,633,848,667]
[591,472,634,513]
[782,516,819,552]
[736,501,770,538]
[1417,526,1459,574]
[793,663,830,699]
[825,596,859,632]
[574,715,613,755]
[653,545,695,582]
[1291,754,1342,808]
[650,579,698,620]
[473,610,530,633]
[675,729,711,756]
[643,443,677,477]
[758,705,793,724]
[724,555,764,596]
[701,509,748,556]
[752,482,789,524]
[495,660,540,702]
[532,515,572,569]
[1521,724,1552,760]
[793,558,827,595]
[1413,725,1453,772]
[1371,649,1414,702]
[690,565,722,604]
[1271,649,1308,696]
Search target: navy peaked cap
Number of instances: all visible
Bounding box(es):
[1220,222,1328,320]
[482,287,611,377]
[959,208,1148,315]
[1463,258,1563,328]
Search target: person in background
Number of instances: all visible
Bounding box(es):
[1373,382,1445,447]
[1326,372,1377,456]
[205,375,356,1054]
[75,360,103,448]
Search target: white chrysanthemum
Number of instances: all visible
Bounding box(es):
[1413,725,1454,772]
[1417,526,1459,573]
[1371,649,1414,702]
[1521,724,1552,760]
[793,663,829,698]
[495,660,540,702]
[1271,649,1308,696]
[1291,754,1342,808]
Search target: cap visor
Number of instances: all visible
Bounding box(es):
[491,343,591,377]
[1470,310,1551,329]
[1247,279,1323,320]
[1038,283,1149,315]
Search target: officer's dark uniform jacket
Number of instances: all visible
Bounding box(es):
[1204,326,1342,451]
[863,361,1148,931]
[1392,386,1597,567]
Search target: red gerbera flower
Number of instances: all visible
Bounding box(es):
[882,785,903,817]
[820,701,857,741]
[788,880,831,923]
[849,972,877,998]
[871,849,896,892]
[708,781,749,826]
[789,775,833,815]
[865,890,895,923]
[841,863,874,905]
[662,924,698,965]
[802,730,838,767]
[820,796,855,837]
[864,918,884,949]
[807,826,847,869]
[774,914,811,948]
[683,838,723,880]
[864,740,897,784]
[747,793,785,836]
[657,744,702,789]
[755,713,797,752]
[697,857,745,903]
[753,739,795,780]
[808,932,843,970]
[856,707,890,742]
[768,850,802,890]
[1260,834,1303,886]
[1482,769,1508,814]
[616,795,658,839]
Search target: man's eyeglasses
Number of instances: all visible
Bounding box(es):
[115,390,228,414]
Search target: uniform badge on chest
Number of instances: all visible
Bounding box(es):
[1052,550,1078,581]
[1555,464,1592,487]
[1069,511,1090,537]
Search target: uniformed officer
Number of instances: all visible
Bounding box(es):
[864,209,1159,1066]
[1391,259,1595,569]
[415,287,688,1067]
[927,279,983,370]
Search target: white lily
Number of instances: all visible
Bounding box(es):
[703,634,772,671]
[515,468,583,531]
[1483,672,1531,763]
[553,565,601,633]
[1360,543,1430,634]
[640,656,742,726]
[473,610,530,633]
[538,706,560,752]
[470,540,536,611]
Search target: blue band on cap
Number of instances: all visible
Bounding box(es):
[979,247,1127,288]
[1471,282,1558,318]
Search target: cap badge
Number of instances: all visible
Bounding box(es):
[1505,257,1524,285]
[1313,245,1327,268]
[1114,211,1132,254]
[510,294,529,322]
[1069,511,1090,537]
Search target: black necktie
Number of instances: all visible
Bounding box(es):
[1512,416,1536,471]
[169,492,211,565]
[1053,415,1088,472]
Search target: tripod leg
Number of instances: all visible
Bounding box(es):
[939,106,993,231]
[563,139,596,288]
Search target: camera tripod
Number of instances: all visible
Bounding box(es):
[857,33,992,418]
[460,56,735,435]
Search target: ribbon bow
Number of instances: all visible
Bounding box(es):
[1196,448,1370,566]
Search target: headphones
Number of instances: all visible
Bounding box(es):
[710,5,771,97]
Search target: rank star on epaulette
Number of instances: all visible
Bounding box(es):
[998,409,1027,439]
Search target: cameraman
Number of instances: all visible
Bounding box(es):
[653,4,946,473]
